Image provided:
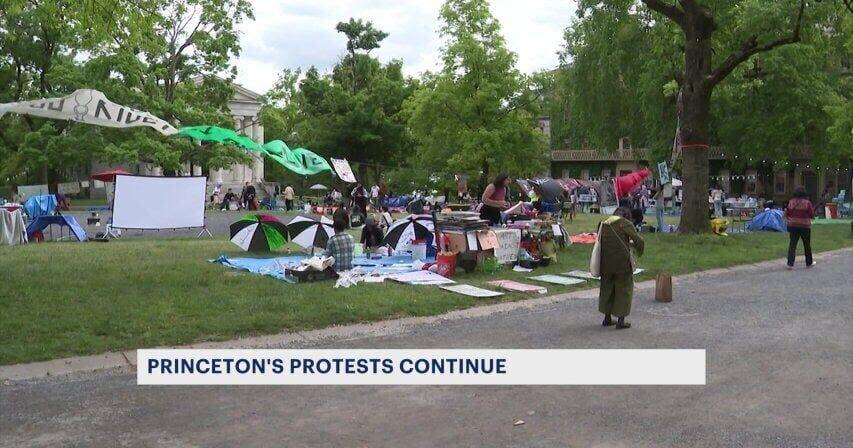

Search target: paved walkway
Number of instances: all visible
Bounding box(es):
[2,250,851,447]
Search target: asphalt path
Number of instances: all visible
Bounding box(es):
[1,251,851,447]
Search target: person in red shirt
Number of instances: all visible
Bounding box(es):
[784,186,815,269]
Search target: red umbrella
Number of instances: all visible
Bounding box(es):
[92,169,131,182]
[613,169,652,198]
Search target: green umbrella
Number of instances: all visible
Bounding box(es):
[177,125,264,151]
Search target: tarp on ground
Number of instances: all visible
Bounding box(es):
[384,195,413,209]
[210,254,434,283]
[26,215,88,241]
[23,195,57,219]
[747,209,786,232]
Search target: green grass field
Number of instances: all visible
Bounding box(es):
[1,214,850,365]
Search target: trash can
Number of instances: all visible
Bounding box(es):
[826,202,838,219]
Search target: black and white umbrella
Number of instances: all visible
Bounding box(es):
[287,215,336,249]
[382,214,435,251]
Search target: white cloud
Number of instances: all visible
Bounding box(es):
[233,0,576,94]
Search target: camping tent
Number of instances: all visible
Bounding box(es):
[747,209,786,232]
[26,215,88,241]
[23,194,57,219]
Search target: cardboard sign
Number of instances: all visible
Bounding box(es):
[440,284,503,298]
[493,229,521,263]
[330,158,357,183]
[477,230,498,250]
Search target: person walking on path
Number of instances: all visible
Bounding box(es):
[283,184,295,212]
[598,207,645,329]
[784,186,815,269]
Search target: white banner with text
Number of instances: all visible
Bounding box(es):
[137,349,705,385]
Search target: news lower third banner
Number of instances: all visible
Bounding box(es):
[137,349,705,385]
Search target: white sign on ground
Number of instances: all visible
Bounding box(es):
[493,228,521,263]
[112,175,206,229]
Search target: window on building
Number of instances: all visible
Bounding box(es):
[774,172,786,194]
[581,169,589,180]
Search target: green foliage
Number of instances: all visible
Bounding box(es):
[405,0,547,194]
[261,19,414,187]
[554,0,850,166]
[0,0,254,185]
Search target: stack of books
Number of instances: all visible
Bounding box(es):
[436,211,489,231]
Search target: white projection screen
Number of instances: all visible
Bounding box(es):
[112,175,207,229]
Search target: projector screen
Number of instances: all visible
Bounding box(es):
[112,175,207,229]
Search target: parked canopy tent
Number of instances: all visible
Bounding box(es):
[747,209,786,232]
[26,215,88,241]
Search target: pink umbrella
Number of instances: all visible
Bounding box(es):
[612,169,652,198]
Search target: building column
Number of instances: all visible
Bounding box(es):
[192,165,202,176]
[250,115,263,182]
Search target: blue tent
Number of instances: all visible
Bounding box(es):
[747,209,786,232]
[26,215,88,241]
[23,194,57,219]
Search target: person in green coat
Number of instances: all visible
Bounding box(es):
[598,207,645,329]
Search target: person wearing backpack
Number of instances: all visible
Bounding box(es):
[595,207,645,329]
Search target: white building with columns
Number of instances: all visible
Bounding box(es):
[90,81,266,196]
[213,82,265,191]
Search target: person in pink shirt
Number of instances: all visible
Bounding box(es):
[784,186,815,269]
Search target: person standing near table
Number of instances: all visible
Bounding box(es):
[283,184,295,212]
[351,183,369,221]
[598,207,645,329]
[784,186,815,269]
[653,187,665,231]
[480,173,511,225]
[711,185,724,217]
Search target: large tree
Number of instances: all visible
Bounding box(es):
[558,0,848,234]
[406,0,547,195]
[269,19,413,186]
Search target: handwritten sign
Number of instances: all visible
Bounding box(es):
[477,230,498,250]
[330,158,357,183]
[493,229,521,264]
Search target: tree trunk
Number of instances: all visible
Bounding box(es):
[677,13,714,234]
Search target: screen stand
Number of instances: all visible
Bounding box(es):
[197,226,213,238]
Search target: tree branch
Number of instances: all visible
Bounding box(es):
[641,0,685,27]
[707,0,805,86]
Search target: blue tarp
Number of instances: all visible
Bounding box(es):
[26,215,88,241]
[23,195,57,219]
[747,209,786,232]
[383,195,412,208]
[211,254,434,283]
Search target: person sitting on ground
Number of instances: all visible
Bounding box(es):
[325,216,355,272]
[360,215,385,254]
[220,188,238,211]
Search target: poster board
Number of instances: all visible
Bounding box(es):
[493,228,521,263]
[330,158,357,183]
[658,161,670,184]
[17,184,49,199]
[112,175,206,229]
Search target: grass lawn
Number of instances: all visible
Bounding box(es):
[1,214,850,365]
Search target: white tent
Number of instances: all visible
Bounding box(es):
[309,184,328,190]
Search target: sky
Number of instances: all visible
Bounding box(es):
[233,0,577,95]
